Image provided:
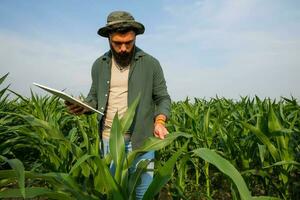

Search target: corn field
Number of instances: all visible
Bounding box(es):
[0,73,299,200]
[161,96,300,199]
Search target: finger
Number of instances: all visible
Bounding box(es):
[154,130,160,137]
[64,100,72,106]
[154,130,162,139]
[68,103,80,109]
[157,130,165,140]
[67,106,85,115]
[72,107,85,114]
[69,104,85,112]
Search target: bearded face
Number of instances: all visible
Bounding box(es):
[109,31,136,68]
[110,42,135,68]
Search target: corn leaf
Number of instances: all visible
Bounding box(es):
[242,122,279,161]
[128,159,151,200]
[120,93,140,134]
[193,148,252,200]
[69,154,94,175]
[0,156,25,198]
[127,132,191,166]
[268,102,283,133]
[94,157,125,200]
[142,141,188,200]
[0,73,9,85]
[252,196,281,200]
[0,188,72,200]
[262,160,300,169]
[110,112,125,184]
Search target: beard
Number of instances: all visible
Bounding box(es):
[110,43,135,68]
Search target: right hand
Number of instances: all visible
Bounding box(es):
[64,100,87,115]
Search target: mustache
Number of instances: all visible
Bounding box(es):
[110,45,135,68]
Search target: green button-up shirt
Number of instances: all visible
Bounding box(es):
[85,47,171,149]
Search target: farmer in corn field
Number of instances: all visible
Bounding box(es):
[65,11,171,199]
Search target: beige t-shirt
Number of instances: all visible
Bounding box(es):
[102,57,129,139]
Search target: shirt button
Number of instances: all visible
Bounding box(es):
[107,81,110,84]
[105,94,108,97]
[101,107,104,110]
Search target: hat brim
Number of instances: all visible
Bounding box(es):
[97,21,145,37]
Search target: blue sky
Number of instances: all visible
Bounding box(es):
[1,0,300,101]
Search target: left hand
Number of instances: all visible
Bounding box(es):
[154,122,169,140]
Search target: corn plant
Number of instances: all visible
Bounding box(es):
[1,73,299,199]
[163,96,299,199]
[0,82,192,199]
[242,98,300,199]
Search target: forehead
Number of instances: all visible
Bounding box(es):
[109,31,136,41]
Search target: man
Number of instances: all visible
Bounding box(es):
[66,11,171,199]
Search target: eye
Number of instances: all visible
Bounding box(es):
[111,40,134,47]
[125,40,134,45]
[113,41,122,46]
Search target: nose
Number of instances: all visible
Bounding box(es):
[120,44,127,52]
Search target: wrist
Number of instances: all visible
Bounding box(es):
[155,119,166,126]
[155,114,166,126]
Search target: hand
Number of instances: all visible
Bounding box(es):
[154,122,169,140]
[64,100,87,115]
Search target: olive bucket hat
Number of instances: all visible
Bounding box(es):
[97,11,145,37]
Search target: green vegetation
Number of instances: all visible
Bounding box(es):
[161,96,299,199]
[0,73,299,199]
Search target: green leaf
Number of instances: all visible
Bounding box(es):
[81,162,91,177]
[258,144,267,164]
[110,112,125,184]
[127,132,191,167]
[142,141,188,200]
[0,73,9,85]
[268,102,283,133]
[262,160,300,169]
[252,196,281,200]
[19,172,90,199]
[22,115,64,139]
[0,170,20,179]
[76,118,91,153]
[241,169,270,179]
[128,159,151,200]
[120,93,140,134]
[43,173,81,192]
[94,157,125,200]
[69,154,94,175]
[7,88,29,102]
[0,85,10,100]
[181,102,195,120]
[0,156,25,198]
[0,188,72,200]
[176,154,190,192]
[242,122,279,161]
[204,106,210,134]
[193,148,252,200]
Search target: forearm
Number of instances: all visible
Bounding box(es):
[154,96,171,119]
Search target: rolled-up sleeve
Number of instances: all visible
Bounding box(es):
[152,60,171,119]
